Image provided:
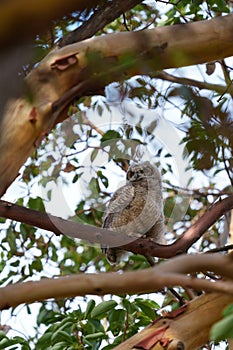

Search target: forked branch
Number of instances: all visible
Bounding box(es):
[1,254,233,310]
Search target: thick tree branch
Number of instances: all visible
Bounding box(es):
[1,254,233,310]
[0,0,141,131]
[115,293,233,350]
[1,14,233,197]
[0,0,100,50]
[0,194,233,258]
[0,199,138,247]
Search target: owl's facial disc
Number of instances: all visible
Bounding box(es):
[126,170,141,181]
[127,167,152,182]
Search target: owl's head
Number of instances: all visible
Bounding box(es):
[126,161,161,183]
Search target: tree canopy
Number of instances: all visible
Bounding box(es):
[0,1,233,349]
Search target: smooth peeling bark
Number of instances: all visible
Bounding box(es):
[1,254,233,310]
[0,0,101,49]
[0,14,233,197]
[114,293,233,350]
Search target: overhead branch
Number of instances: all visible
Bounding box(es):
[58,0,143,47]
[0,194,233,257]
[0,0,141,130]
[0,0,99,50]
[1,14,233,196]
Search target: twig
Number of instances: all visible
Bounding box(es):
[58,0,142,47]
[205,244,233,254]
[221,146,233,186]
[152,71,233,96]
[81,111,104,136]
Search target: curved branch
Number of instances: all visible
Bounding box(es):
[153,71,233,96]
[0,0,100,50]
[1,14,233,196]
[123,195,233,258]
[0,194,233,258]
[1,253,233,309]
[58,0,142,47]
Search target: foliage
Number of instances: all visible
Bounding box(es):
[210,303,233,343]
[0,0,233,349]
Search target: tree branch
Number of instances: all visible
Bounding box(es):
[115,293,233,350]
[153,71,233,96]
[123,195,233,258]
[0,0,100,50]
[1,14,233,196]
[0,194,233,258]
[0,0,141,131]
[58,0,143,47]
[1,254,233,309]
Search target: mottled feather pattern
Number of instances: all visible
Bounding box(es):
[102,161,165,264]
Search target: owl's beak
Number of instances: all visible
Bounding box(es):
[132,173,143,181]
[131,174,138,181]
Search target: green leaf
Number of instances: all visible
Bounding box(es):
[72,173,80,183]
[37,306,56,326]
[47,189,52,201]
[0,332,6,341]
[108,309,126,324]
[108,309,126,335]
[97,104,103,116]
[28,197,45,212]
[210,313,233,342]
[84,299,96,319]
[97,171,109,188]
[85,332,106,340]
[11,259,20,267]
[135,300,156,320]
[0,337,14,348]
[6,230,17,251]
[122,298,138,314]
[223,303,233,316]
[91,148,99,162]
[35,331,53,349]
[30,259,43,272]
[50,342,69,350]
[51,330,73,344]
[89,177,100,197]
[91,300,117,319]
[100,130,121,143]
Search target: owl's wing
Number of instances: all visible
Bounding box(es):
[102,184,135,228]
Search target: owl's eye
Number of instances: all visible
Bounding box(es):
[143,167,153,176]
[127,170,133,180]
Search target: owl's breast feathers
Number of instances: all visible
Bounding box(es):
[102,183,135,229]
[102,180,163,237]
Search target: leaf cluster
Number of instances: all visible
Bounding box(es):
[32,296,160,350]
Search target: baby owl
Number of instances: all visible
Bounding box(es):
[102,161,165,264]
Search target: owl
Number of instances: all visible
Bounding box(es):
[102,161,165,264]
